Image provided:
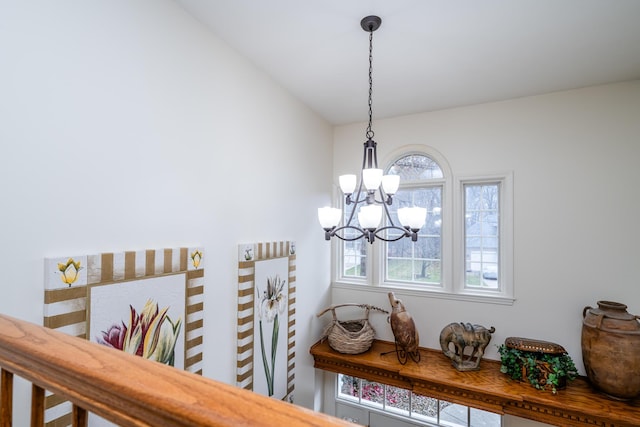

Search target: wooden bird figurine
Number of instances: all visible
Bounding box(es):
[387,292,420,364]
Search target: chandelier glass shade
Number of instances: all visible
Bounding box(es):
[318,15,426,244]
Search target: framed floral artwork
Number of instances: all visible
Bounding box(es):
[43,247,204,427]
[237,241,296,401]
[88,274,186,368]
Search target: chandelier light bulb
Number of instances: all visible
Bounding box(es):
[358,205,383,230]
[339,174,357,194]
[317,207,342,229]
[381,175,400,195]
[398,207,427,230]
[362,168,383,190]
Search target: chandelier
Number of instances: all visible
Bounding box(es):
[318,15,426,244]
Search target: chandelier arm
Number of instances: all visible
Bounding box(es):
[348,193,372,206]
[346,187,393,210]
[329,224,418,244]
[343,202,357,225]
[329,225,367,242]
[379,186,392,205]
[354,185,392,206]
[361,142,369,170]
[381,198,396,226]
[343,177,365,227]
[372,136,378,167]
[372,225,413,242]
[350,191,391,206]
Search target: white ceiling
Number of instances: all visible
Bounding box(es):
[175,0,640,125]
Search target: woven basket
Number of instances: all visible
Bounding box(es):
[317,303,388,354]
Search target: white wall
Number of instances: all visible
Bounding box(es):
[0,1,334,423]
[1,2,638,425]
[332,81,640,426]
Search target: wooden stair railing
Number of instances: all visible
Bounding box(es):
[0,314,352,427]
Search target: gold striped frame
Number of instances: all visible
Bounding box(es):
[237,241,296,401]
[43,247,204,427]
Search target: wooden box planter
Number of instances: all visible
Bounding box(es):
[498,337,578,393]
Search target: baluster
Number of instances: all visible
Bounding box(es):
[30,385,44,427]
[1,369,13,427]
[72,405,87,427]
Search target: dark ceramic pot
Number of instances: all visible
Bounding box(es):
[582,301,640,400]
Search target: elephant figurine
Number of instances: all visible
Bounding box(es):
[439,322,495,371]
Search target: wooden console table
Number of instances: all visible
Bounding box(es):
[310,339,640,427]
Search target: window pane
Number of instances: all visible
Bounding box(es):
[388,154,443,181]
[385,385,410,414]
[411,393,439,420]
[386,186,442,285]
[361,380,385,407]
[342,200,367,278]
[337,376,502,427]
[343,240,366,278]
[440,401,468,427]
[470,407,502,426]
[338,374,359,400]
[464,183,500,289]
[387,257,412,281]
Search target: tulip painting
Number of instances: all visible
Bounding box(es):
[97,299,182,366]
[57,258,82,286]
[256,275,287,396]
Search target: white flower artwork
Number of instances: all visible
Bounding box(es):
[236,241,296,402]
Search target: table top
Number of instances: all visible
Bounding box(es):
[310,339,640,427]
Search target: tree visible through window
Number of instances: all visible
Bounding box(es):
[385,154,443,286]
[336,148,513,302]
[464,183,499,289]
[342,202,367,279]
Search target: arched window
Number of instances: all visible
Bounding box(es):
[337,147,513,303]
[384,154,444,286]
[387,154,443,180]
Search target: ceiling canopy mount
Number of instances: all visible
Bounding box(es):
[360,15,381,32]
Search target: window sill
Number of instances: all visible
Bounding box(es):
[310,339,640,427]
[333,281,515,306]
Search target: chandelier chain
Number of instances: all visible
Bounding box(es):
[366,30,374,140]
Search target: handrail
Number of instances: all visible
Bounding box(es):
[0,314,351,426]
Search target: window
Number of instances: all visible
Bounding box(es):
[342,202,367,279]
[337,374,502,427]
[385,154,444,287]
[336,146,513,303]
[454,174,513,300]
[464,183,499,289]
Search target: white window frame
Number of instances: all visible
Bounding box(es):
[453,172,514,303]
[378,147,453,295]
[333,146,514,306]
[380,179,449,293]
[334,373,503,427]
